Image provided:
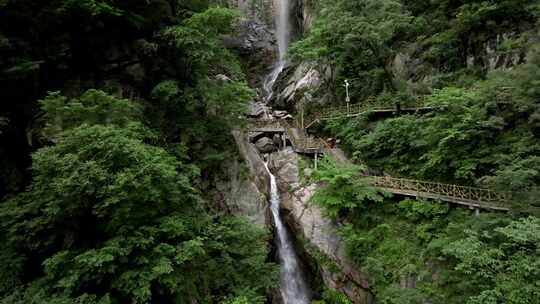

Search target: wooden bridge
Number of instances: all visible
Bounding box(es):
[247,119,324,154]
[369,176,512,212]
[245,108,523,213]
[304,99,435,129]
[281,120,324,154]
[247,120,284,133]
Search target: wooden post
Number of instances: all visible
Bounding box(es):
[314,153,318,170]
[344,80,351,116]
[475,208,480,216]
[300,100,305,130]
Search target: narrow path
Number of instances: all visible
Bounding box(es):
[247,119,520,212]
[305,100,435,129]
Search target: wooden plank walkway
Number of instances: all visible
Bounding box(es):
[370,176,510,211]
[247,120,284,133]
[281,120,324,154]
[246,114,519,212]
[305,101,435,129]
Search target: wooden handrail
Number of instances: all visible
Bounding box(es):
[247,119,284,130]
[369,175,510,210]
[245,118,514,211]
[305,98,429,128]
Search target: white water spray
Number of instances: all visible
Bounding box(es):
[265,162,310,304]
[275,0,291,61]
[262,0,291,102]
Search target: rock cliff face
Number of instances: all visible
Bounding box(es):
[222,131,271,226]
[230,128,375,302]
[273,62,331,110]
[268,149,374,304]
[213,157,268,226]
[267,0,529,108]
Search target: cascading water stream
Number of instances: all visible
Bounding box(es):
[262,0,291,102]
[264,162,310,304]
[259,3,310,300]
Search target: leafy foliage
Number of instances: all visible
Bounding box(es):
[312,172,540,304]
[40,89,142,139]
[0,91,277,303]
[312,289,352,304]
[289,0,413,97]
[0,117,7,134]
[311,156,387,218]
[326,46,540,204]
[442,217,540,303]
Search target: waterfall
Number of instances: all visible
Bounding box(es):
[275,0,291,61]
[262,0,291,102]
[265,162,310,304]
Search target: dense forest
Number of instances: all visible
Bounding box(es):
[0,1,276,303]
[2,0,540,303]
[291,0,540,303]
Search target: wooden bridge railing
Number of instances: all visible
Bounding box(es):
[305,98,428,128]
[247,119,284,131]
[370,176,510,210]
[281,120,324,153]
[244,118,515,211]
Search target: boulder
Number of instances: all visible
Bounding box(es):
[255,137,275,153]
[248,131,265,143]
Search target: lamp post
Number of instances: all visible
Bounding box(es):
[344,79,350,115]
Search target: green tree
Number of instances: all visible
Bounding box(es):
[0,91,276,303]
[442,217,540,303]
[289,0,412,98]
[311,156,387,218]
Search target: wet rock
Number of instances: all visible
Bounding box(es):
[281,185,374,304]
[267,148,374,303]
[255,137,275,153]
[273,110,288,118]
[270,148,300,186]
[274,62,330,109]
[248,131,265,143]
[232,130,270,196]
[222,20,275,55]
[213,159,268,226]
[247,102,266,117]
